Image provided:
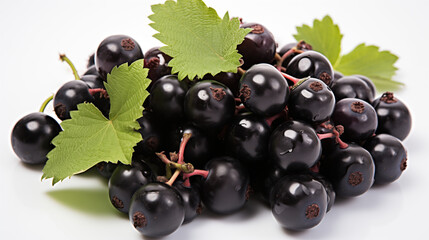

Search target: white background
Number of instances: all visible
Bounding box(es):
[1,0,428,239]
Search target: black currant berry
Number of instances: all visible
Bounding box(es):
[353,74,376,98]
[11,112,62,165]
[270,174,327,230]
[95,35,144,80]
[184,80,235,129]
[129,182,184,238]
[149,75,188,123]
[108,164,154,214]
[372,92,412,140]
[201,156,250,214]
[237,22,277,69]
[239,63,289,117]
[277,41,312,69]
[285,50,334,86]
[173,180,202,224]
[53,80,95,120]
[225,112,271,166]
[320,144,375,198]
[331,98,378,142]
[269,120,322,172]
[144,47,172,83]
[364,134,407,184]
[288,78,335,124]
[331,76,374,103]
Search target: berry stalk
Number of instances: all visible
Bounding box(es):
[39,94,54,113]
[60,54,80,80]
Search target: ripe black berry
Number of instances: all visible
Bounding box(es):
[372,92,412,140]
[239,63,290,117]
[129,182,184,237]
[95,35,144,80]
[11,112,62,165]
[237,23,276,69]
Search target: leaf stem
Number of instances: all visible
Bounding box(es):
[39,94,54,113]
[60,54,80,80]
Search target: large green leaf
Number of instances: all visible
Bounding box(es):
[42,60,150,185]
[149,0,251,80]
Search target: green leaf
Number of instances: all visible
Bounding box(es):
[149,0,251,80]
[335,43,403,91]
[42,60,150,185]
[294,15,343,66]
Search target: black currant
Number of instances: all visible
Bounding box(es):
[184,80,235,129]
[95,35,144,80]
[11,112,62,165]
[331,76,374,103]
[269,120,322,172]
[237,22,277,69]
[285,50,334,86]
[108,164,154,214]
[149,75,188,123]
[239,63,290,117]
[320,144,375,198]
[372,92,412,140]
[364,134,407,184]
[201,156,250,214]
[288,78,335,124]
[331,98,378,142]
[53,80,95,120]
[270,174,327,230]
[129,182,184,237]
[144,47,172,83]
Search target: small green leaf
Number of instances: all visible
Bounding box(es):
[336,43,403,91]
[149,0,251,80]
[42,60,150,185]
[294,15,343,66]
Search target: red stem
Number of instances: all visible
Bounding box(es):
[276,48,303,71]
[281,72,300,86]
[178,133,192,164]
[88,88,109,98]
[183,169,209,179]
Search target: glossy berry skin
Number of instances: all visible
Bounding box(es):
[11,112,62,165]
[129,182,184,238]
[288,78,335,124]
[331,76,374,103]
[237,23,276,69]
[108,164,154,214]
[204,72,242,97]
[372,92,412,140]
[144,47,172,82]
[277,41,312,69]
[184,80,235,129]
[353,75,376,99]
[286,50,334,87]
[331,98,378,143]
[320,144,375,198]
[173,181,201,224]
[201,156,250,214]
[225,112,271,166]
[149,75,188,122]
[269,120,322,172]
[80,74,105,89]
[270,174,327,230]
[364,134,407,184]
[239,63,290,117]
[309,173,336,212]
[95,35,144,80]
[95,162,118,179]
[53,80,94,120]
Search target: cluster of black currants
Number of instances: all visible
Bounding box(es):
[10,20,412,238]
